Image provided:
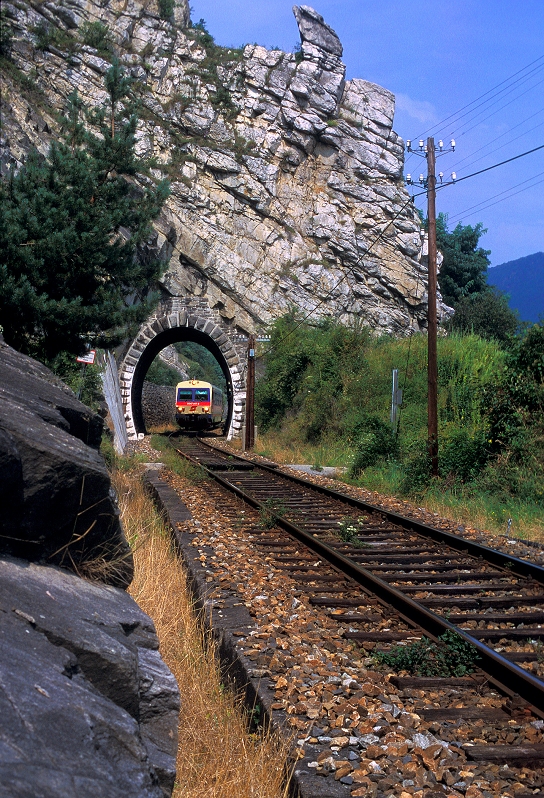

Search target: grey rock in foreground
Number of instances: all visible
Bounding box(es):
[0,338,133,587]
[0,555,179,797]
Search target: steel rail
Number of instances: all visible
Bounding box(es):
[174,438,544,716]
[197,437,544,586]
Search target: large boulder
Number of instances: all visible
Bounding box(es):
[0,555,179,797]
[0,338,133,587]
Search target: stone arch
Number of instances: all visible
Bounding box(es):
[119,300,246,440]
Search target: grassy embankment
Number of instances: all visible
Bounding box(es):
[106,450,288,798]
[253,317,544,543]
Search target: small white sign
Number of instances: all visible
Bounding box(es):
[76,350,96,365]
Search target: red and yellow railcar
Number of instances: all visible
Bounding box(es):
[175,380,225,430]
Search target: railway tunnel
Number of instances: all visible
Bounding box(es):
[118,298,250,440]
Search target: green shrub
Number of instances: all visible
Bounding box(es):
[349,415,398,476]
[439,428,491,482]
[158,0,175,20]
[373,630,480,677]
[32,21,75,53]
[255,315,542,523]
[0,8,13,58]
[145,358,181,387]
[81,21,112,56]
[48,351,103,411]
[400,442,432,496]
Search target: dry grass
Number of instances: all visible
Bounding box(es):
[112,467,290,798]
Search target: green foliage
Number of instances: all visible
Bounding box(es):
[399,442,432,495]
[186,19,243,116]
[150,435,208,482]
[349,414,398,476]
[256,315,544,520]
[446,287,519,343]
[436,213,491,307]
[32,21,76,54]
[483,323,544,450]
[0,7,13,58]
[47,351,103,410]
[0,58,46,106]
[146,358,181,386]
[256,314,371,438]
[478,323,544,504]
[337,517,368,546]
[439,428,491,482]
[81,21,113,57]
[101,432,116,470]
[0,62,169,361]
[158,0,175,20]
[258,498,287,529]
[373,630,480,677]
[174,341,226,387]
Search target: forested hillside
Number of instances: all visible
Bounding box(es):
[487,252,544,322]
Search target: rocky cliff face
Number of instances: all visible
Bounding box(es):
[1,0,444,335]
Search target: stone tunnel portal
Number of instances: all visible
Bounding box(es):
[132,328,233,435]
[119,301,247,440]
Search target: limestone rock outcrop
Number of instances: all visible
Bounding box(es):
[1,0,446,335]
[0,337,133,587]
[0,555,179,797]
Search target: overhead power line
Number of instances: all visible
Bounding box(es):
[406,143,544,204]
[447,74,544,141]
[436,143,544,192]
[449,108,544,172]
[261,138,544,359]
[412,54,544,142]
[257,196,418,358]
[446,172,544,225]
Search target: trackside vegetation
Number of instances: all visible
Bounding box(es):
[254,315,544,540]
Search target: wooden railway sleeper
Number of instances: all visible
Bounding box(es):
[175,438,544,715]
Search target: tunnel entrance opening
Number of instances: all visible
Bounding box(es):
[131,327,234,436]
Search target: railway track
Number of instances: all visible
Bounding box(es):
[165,433,544,788]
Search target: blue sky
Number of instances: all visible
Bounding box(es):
[190,0,544,267]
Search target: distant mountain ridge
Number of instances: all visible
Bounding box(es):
[487,252,544,323]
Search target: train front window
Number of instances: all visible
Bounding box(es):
[194,389,210,402]
[177,389,193,402]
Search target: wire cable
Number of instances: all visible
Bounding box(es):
[447,74,544,141]
[259,143,543,359]
[449,108,544,172]
[412,54,544,142]
[257,196,421,358]
[446,174,544,226]
[430,143,544,193]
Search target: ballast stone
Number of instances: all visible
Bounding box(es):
[0,555,179,797]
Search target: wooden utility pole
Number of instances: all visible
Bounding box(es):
[244,334,256,451]
[426,137,439,476]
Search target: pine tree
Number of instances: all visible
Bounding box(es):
[0,60,169,361]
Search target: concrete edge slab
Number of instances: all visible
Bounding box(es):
[143,469,351,798]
